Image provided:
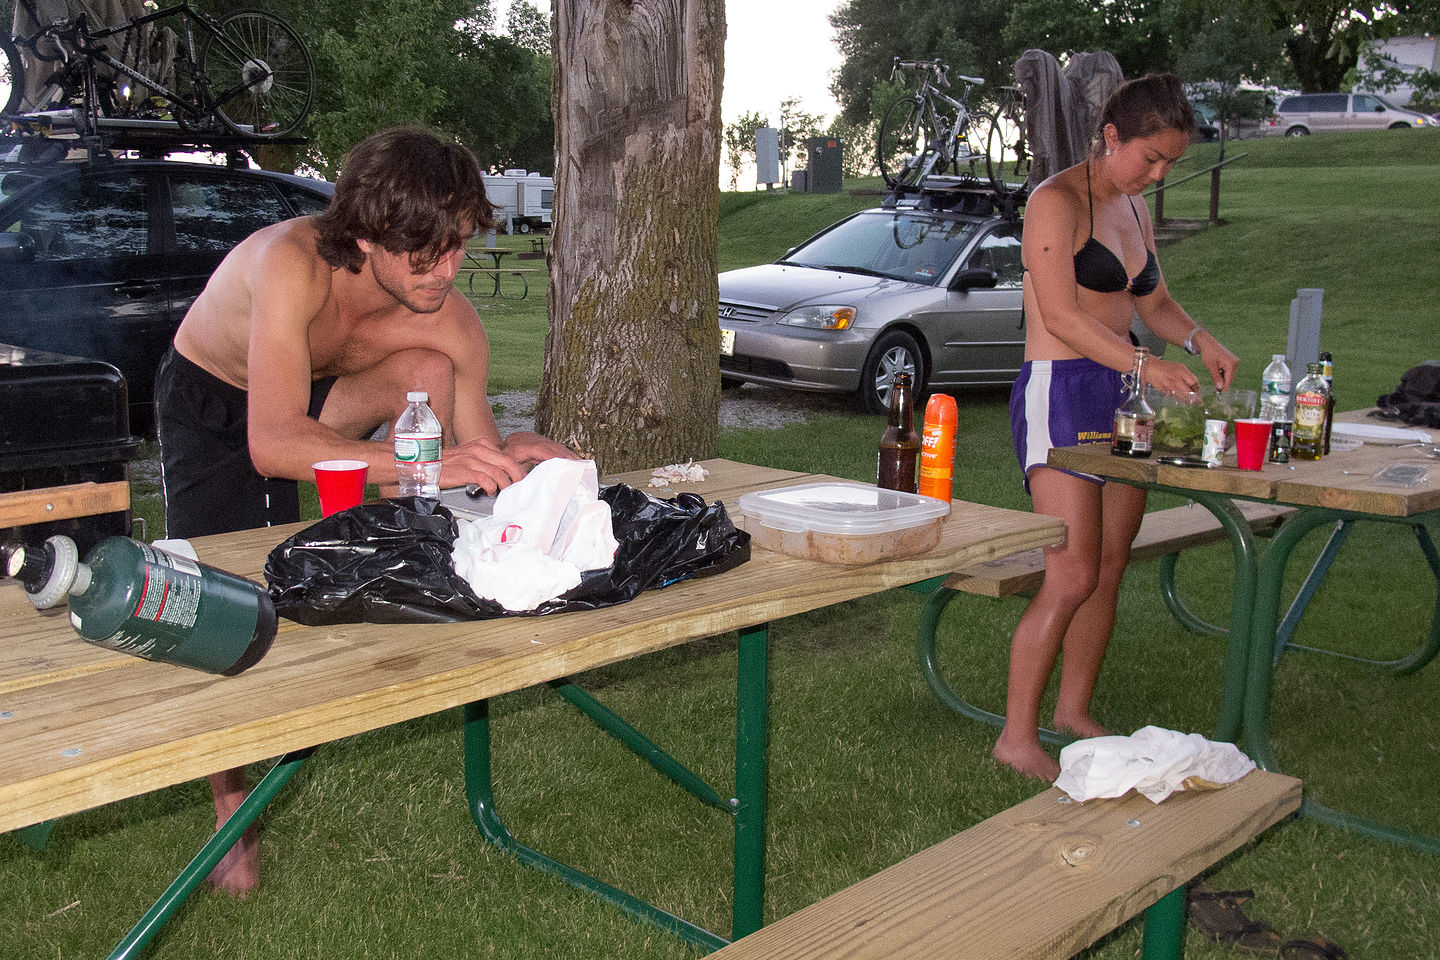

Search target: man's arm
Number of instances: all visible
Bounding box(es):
[242,236,391,481]
[442,302,576,493]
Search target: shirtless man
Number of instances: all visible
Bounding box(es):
[155,126,573,894]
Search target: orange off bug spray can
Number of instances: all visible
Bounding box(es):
[918,393,957,501]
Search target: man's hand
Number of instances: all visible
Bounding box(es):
[439,437,529,494]
[502,431,581,466]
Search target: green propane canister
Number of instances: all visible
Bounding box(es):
[4,535,276,675]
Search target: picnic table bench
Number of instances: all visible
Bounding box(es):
[711,769,1301,960]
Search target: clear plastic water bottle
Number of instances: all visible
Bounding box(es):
[1258,353,1292,422]
[394,390,442,498]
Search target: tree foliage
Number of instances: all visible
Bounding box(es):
[195,0,551,176]
[829,0,1440,129]
[722,110,768,190]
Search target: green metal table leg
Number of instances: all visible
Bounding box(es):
[13,819,57,851]
[548,679,732,811]
[1272,519,1440,673]
[914,584,1067,745]
[732,623,769,940]
[107,747,316,960]
[462,699,728,950]
[1272,520,1351,663]
[1140,886,1186,960]
[1157,552,1228,638]
[1243,508,1440,855]
[1176,491,1262,745]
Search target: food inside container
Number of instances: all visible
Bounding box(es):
[736,482,950,565]
[1150,387,1257,457]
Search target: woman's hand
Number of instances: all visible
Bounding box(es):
[1193,329,1239,391]
[1143,356,1201,398]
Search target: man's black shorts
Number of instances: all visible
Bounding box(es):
[155,345,336,538]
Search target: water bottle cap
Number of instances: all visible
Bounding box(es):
[407,391,428,403]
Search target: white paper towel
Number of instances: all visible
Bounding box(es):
[451,459,618,611]
[1055,725,1256,803]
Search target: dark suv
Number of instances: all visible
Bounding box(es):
[0,157,333,433]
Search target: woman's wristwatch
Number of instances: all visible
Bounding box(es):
[1182,325,1206,355]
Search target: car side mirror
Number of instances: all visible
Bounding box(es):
[0,232,36,264]
[952,267,998,291]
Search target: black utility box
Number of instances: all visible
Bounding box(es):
[804,136,844,193]
[1,344,142,554]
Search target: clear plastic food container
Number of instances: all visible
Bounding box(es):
[736,482,951,565]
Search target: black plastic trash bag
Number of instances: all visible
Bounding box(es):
[1376,362,1440,428]
[264,486,750,626]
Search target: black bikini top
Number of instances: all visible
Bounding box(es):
[1073,158,1160,297]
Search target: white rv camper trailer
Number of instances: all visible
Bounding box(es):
[481,169,553,234]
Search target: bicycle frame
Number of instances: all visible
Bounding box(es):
[20,3,270,126]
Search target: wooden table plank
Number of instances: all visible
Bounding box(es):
[1048,438,1439,516]
[0,459,1062,833]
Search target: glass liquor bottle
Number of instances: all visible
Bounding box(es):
[877,372,920,492]
[1291,361,1329,461]
[1112,347,1155,458]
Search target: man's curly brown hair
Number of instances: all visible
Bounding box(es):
[315,127,496,273]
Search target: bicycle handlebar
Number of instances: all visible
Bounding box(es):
[889,57,983,91]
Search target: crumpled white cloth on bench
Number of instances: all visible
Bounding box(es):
[451,458,619,612]
[1055,725,1256,803]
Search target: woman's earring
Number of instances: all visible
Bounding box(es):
[1105,148,1113,156]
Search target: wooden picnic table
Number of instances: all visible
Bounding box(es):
[1048,410,1440,854]
[0,458,1063,955]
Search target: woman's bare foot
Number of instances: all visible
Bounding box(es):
[206,825,259,897]
[992,734,1061,782]
[1053,715,1111,740]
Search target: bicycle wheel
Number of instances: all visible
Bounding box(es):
[945,112,988,183]
[983,109,1030,199]
[202,10,313,138]
[877,96,932,188]
[2,37,24,116]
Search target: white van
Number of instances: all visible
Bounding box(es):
[1263,92,1435,136]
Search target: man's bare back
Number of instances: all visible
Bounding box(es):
[173,218,479,393]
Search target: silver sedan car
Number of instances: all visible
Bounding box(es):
[718,203,1026,414]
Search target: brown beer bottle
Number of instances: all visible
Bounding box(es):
[877,372,920,492]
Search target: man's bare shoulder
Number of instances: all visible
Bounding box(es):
[235,217,329,283]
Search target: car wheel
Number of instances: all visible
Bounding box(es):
[1388,122,1411,129]
[720,375,745,391]
[517,220,532,233]
[1285,126,1309,137]
[856,330,923,415]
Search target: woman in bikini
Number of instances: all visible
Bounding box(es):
[995,74,1240,781]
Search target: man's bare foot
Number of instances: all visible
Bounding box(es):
[1053,715,1111,740]
[992,736,1061,782]
[206,825,259,897]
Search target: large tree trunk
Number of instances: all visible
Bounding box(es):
[538,0,725,474]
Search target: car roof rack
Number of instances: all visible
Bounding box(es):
[2,112,305,166]
[880,176,1028,221]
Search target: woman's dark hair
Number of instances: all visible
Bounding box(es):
[1095,73,1197,148]
[315,127,496,273]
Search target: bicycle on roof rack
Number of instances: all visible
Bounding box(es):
[876,58,1029,206]
[0,1,313,142]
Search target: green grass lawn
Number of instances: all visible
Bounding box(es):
[7,132,1440,959]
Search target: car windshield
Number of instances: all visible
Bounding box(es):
[780,211,981,286]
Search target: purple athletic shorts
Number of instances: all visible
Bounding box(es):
[1009,357,1124,492]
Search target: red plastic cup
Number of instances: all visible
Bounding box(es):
[313,459,368,516]
[1233,419,1273,471]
